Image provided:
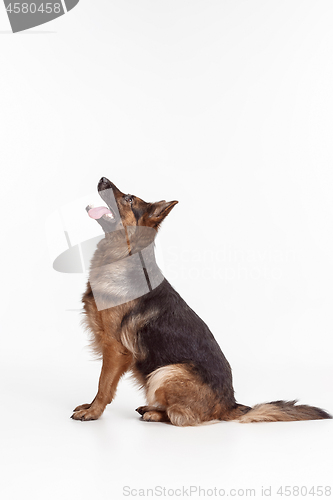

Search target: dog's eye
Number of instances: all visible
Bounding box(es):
[124,195,133,204]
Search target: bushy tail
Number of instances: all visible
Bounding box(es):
[232,400,332,423]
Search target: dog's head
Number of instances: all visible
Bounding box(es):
[87,177,178,233]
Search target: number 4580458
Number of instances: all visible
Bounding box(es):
[6,3,61,14]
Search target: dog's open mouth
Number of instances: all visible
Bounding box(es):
[86,180,121,226]
[87,205,116,221]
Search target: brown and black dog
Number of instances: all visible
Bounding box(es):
[71,177,331,425]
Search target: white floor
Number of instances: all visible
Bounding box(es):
[1,357,332,500]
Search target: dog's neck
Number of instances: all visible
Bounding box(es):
[89,226,164,311]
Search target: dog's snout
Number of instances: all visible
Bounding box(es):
[98,177,112,191]
[99,176,109,186]
[98,178,124,198]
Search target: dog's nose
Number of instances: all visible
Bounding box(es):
[98,177,111,191]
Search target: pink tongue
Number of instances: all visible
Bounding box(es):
[88,206,112,220]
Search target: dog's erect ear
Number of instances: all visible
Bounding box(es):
[146,200,178,228]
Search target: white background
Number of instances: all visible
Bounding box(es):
[1,1,333,499]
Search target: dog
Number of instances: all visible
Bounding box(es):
[71,177,331,425]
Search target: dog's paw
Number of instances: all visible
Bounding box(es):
[135,406,169,423]
[142,410,165,422]
[73,403,92,412]
[135,405,151,415]
[71,407,102,421]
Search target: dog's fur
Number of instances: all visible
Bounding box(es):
[71,177,331,425]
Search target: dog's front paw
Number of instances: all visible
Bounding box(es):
[71,406,103,421]
[73,403,92,412]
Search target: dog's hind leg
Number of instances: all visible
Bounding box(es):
[72,339,132,421]
[144,364,225,426]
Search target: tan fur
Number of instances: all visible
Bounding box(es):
[72,336,132,420]
[238,403,291,423]
[142,410,169,422]
[146,365,186,405]
[144,363,233,426]
[81,282,136,358]
[119,308,159,357]
[237,401,329,423]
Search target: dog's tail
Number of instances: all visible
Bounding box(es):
[230,400,332,423]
